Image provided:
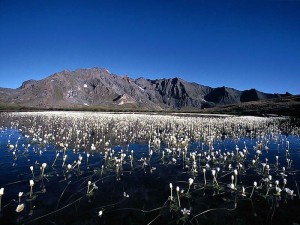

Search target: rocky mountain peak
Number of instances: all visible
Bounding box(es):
[0,67,291,110]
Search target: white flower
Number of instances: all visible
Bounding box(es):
[242,186,246,196]
[181,208,191,215]
[227,183,235,190]
[234,169,238,176]
[285,188,294,196]
[169,183,173,189]
[0,187,4,196]
[30,166,34,171]
[98,210,103,217]
[256,150,262,155]
[42,163,47,169]
[16,203,25,212]
[268,175,272,181]
[30,180,34,187]
[253,181,257,187]
[19,192,23,197]
[276,187,282,194]
[211,169,216,176]
[188,178,194,186]
[176,186,180,192]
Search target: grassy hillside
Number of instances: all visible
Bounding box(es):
[0,95,299,119]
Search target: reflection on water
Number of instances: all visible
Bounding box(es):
[0,111,299,225]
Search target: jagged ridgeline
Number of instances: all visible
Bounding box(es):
[0,68,291,109]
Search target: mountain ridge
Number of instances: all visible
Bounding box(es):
[0,67,292,110]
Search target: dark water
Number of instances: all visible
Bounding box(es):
[0,112,299,225]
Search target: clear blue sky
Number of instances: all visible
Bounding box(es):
[0,0,299,94]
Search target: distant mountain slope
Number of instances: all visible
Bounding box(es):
[202,94,300,118]
[0,67,292,110]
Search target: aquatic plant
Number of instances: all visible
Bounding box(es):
[0,187,4,211]
[186,178,194,195]
[176,186,181,207]
[29,180,34,198]
[0,111,298,225]
[18,191,23,203]
[250,181,257,198]
[30,166,34,178]
[52,153,59,167]
[169,183,173,201]
[41,163,47,177]
[16,203,24,213]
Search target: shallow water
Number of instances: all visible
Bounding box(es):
[0,112,299,225]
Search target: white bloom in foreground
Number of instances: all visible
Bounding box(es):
[98,210,103,217]
[285,188,294,196]
[242,186,246,196]
[234,169,238,176]
[276,187,282,194]
[123,192,129,198]
[30,180,34,187]
[181,208,191,215]
[16,203,25,212]
[211,169,216,176]
[227,183,235,190]
[0,188,4,196]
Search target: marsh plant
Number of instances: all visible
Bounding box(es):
[0,111,299,225]
[0,187,4,211]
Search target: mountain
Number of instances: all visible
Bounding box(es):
[202,94,300,119]
[0,67,292,110]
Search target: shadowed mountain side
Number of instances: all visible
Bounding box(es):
[0,67,293,110]
[202,95,300,118]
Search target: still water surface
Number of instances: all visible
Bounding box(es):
[0,112,299,225]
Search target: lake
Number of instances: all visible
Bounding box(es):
[0,111,299,225]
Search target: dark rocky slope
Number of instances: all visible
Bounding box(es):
[0,67,292,110]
